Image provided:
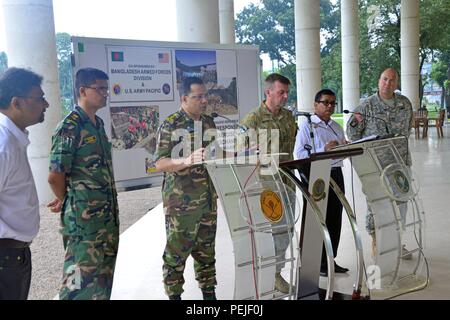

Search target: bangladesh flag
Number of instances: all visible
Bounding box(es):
[111,51,124,62]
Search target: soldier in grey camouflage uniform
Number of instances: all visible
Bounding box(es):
[48,68,119,299]
[155,77,218,300]
[240,73,297,294]
[346,68,413,258]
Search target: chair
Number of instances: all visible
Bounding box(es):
[435,109,445,138]
[413,110,428,138]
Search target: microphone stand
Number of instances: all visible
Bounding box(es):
[305,114,316,153]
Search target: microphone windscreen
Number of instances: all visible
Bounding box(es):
[343,110,350,114]
[211,112,219,118]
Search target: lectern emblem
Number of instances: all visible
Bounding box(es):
[393,170,410,193]
[260,190,283,223]
[312,179,326,201]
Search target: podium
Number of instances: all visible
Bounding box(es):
[333,136,428,299]
[280,148,366,300]
[204,154,301,300]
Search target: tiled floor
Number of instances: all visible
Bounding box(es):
[111,127,450,300]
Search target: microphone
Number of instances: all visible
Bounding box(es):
[343,109,390,135]
[292,110,314,117]
[287,105,314,118]
[211,112,248,133]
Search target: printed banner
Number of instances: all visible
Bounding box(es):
[107,46,174,103]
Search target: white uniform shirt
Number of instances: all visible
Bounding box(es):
[294,114,346,167]
[0,112,39,242]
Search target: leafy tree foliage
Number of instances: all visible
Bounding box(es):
[56,32,74,116]
[236,0,339,105]
[0,52,7,74]
[235,0,450,107]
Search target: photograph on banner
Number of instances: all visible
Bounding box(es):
[175,49,239,150]
[107,46,174,103]
[111,106,159,153]
[175,50,238,117]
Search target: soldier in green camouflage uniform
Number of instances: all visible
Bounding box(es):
[346,68,413,258]
[240,73,297,294]
[48,68,119,300]
[155,77,218,300]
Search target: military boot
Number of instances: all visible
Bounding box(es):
[371,233,377,259]
[202,287,216,300]
[274,273,291,294]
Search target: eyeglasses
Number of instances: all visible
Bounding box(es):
[17,96,47,103]
[318,100,337,107]
[188,94,208,100]
[85,86,110,94]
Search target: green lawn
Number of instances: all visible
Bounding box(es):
[331,113,344,128]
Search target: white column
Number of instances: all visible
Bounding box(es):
[2,0,61,204]
[400,0,420,110]
[341,0,360,128]
[294,0,321,113]
[176,0,220,43]
[219,0,235,44]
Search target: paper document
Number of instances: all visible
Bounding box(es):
[346,134,379,145]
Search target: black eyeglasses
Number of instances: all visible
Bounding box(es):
[17,96,47,103]
[317,100,336,107]
[188,94,208,100]
[84,86,109,94]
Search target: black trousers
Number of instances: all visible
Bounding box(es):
[0,247,32,300]
[321,168,345,267]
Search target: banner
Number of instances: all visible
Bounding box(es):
[107,46,174,103]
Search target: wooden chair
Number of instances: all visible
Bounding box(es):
[413,110,429,138]
[435,109,445,138]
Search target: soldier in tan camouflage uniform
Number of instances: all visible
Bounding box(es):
[346,68,413,259]
[47,68,119,300]
[240,73,297,294]
[155,77,218,300]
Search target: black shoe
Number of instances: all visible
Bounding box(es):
[334,263,349,273]
[169,294,181,300]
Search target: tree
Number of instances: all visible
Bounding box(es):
[430,60,449,108]
[236,0,450,107]
[56,32,74,115]
[0,52,7,74]
[235,0,339,105]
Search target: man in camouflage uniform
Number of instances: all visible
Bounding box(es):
[47,68,119,300]
[346,68,413,259]
[155,77,218,300]
[240,73,297,294]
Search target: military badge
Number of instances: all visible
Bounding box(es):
[260,189,283,223]
[312,178,326,201]
[393,170,409,193]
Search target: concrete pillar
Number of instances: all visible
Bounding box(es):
[341,0,360,129]
[2,0,61,204]
[400,0,420,110]
[294,0,321,113]
[219,0,235,44]
[176,0,220,43]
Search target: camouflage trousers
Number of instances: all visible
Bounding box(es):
[59,225,119,300]
[365,166,411,235]
[163,210,217,297]
[366,201,408,235]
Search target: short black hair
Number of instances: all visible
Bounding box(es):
[264,73,291,90]
[75,67,109,98]
[180,77,204,97]
[314,88,336,102]
[0,67,43,109]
